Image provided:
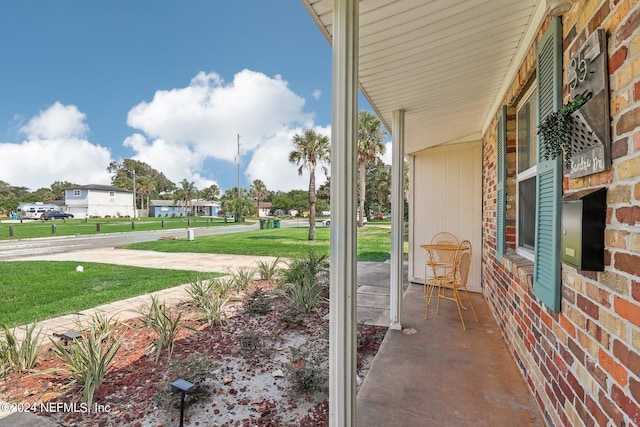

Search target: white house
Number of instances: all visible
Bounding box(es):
[65,185,134,219]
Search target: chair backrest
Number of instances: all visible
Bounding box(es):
[430,232,459,265]
[430,232,459,246]
[453,240,472,286]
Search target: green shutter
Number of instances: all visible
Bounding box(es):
[496,106,507,259]
[533,17,562,312]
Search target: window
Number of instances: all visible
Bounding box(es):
[73,190,81,197]
[516,84,537,257]
[109,191,115,197]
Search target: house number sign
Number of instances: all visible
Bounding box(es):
[566,29,611,179]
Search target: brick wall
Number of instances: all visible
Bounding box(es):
[482,1,640,425]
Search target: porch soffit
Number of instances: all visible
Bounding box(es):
[301,0,545,154]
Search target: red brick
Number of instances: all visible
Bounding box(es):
[635,81,640,102]
[577,293,600,320]
[589,1,610,34]
[616,7,640,45]
[612,339,640,377]
[586,394,609,427]
[568,337,586,364]
[560,314,576,338]
[609,45,628,74]
[611,384,640,425]
[614,296,640,328]
[599,389,625,426]
[631,377,640,406]
[567,370,585,401]
[599,349,628,387]
[614,252,640,276]
[612,137,628,159]
[575,399,595,427]
[635,131,640,152]
[618,106,640,135]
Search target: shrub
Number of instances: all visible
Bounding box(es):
[280,250,329,313]
[242,288,271,316]
[199,294,228,326]
[139,295,186,361]
[256,257,281,282]
[287,345,328,397]
[0,322,42,375]
[230,268,256,292]
[186,276,230,325]
[50,317,122,406]
[281,250,328,288]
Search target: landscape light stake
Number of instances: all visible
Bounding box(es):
[171,379,194,427]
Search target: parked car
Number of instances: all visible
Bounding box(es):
[321,216,367,227]
[41,211,74,220]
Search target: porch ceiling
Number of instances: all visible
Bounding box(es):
[301,0,545,154]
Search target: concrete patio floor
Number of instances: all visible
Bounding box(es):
[356,281,543,426]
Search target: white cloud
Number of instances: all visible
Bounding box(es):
[246,125,331,192]
[20,102,89,140]
[312,89,322,100]
[125,69,318,190]
[0,103,112,191]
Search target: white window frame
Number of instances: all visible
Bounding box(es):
[516,83,538,260]
[73,190,81,197]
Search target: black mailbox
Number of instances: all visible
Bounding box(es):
[561,187,607,271]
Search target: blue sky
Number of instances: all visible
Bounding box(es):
[0,1,383,193]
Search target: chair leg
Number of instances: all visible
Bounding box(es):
[452,287,467,330]
[425,280,437,319]
[461,287,479,322]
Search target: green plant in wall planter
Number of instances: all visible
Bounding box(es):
[537,95,587,169]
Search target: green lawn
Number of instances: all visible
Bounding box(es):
[0,216,247,240]
[0,262,208,327]
[123,225,401,262]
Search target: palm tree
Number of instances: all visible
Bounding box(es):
[250,179,268,216]
[358,111,387,227]
[174,179,198,215]
[136,175,156,211]
[289,129,330,241]
[200,184,220,201]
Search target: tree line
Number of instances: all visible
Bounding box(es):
[1,110,400,238]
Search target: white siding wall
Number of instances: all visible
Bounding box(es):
[86,191,133,217]
[409,141,483,293]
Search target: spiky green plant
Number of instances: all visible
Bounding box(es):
[50,315,122,406]
[231,268,256,291]
[86,312,120,341]
[186,276,215,306]
[281,250,329,287]
[0,322,42,375]
[256,257,281,282]
[199,294,228,326]
[283,273,324,313]
[139,295,184,361]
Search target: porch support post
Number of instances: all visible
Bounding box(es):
[329,0,358,426]
[389,109,405,330]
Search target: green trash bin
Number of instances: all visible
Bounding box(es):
[274,219,281,229]
[266,219,273,229]
[259,219,266,230]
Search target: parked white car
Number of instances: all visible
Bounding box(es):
[320,216,367,226]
